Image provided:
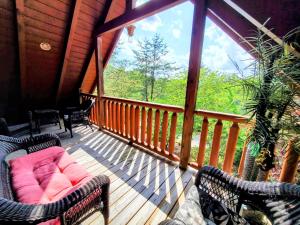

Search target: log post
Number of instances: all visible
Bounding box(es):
[279,140,300,183]
[210,119,223,167]
[197,117,209,168]
[180,0,207,169]
[223,122,240,174]
[95,37,105,129]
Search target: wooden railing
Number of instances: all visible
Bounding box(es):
[190,110,249,174]
[100,96,184,161]
[80,93,299,183]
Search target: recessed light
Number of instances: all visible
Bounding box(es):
[40,42,51,51]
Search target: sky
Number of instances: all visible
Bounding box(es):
[115,1,253,74]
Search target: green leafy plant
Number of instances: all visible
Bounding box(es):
[236,26,300,180]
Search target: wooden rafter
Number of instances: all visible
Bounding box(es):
[180,0,207,169]
[15,0,27,101]
[77,0,114,91]
[95,0,186,36]
[56,0,82,102]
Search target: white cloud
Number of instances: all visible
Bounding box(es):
[172,28,181,39]
[139,15,163,32]
[202,45,229,70]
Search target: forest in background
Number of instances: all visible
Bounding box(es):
[102,34,250,171]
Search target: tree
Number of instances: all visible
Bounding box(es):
[133,33,177,101]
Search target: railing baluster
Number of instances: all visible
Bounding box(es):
[105,100,109,128]
[125,104,130,137]
[109,101,113,131]
[113,101,117,132]
[197,117,209,168]
[146,108,153,147]
[210,119,223,167]
[120,103,124,136]
[168,112,177,157]
[141,107,146,145]
[116,102,120,134]
[135,106,140,143]
[153,109,160,150]
[223,122,240,173]
[130,105,135,140]
[160,111,169,154]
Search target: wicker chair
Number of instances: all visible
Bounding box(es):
[63,99,95,138]
[0,134,110,225]
[160,166,300,225]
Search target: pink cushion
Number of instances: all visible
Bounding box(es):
[9,146,93,225]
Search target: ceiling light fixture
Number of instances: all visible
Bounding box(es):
[40,42,51,51]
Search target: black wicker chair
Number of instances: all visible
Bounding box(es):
[160,166,300,225]
[63,99,95,138]
[0,134,110,225]
[0,112,33,137]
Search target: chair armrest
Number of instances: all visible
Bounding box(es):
[0,175,109,224]
[23,133,61,153]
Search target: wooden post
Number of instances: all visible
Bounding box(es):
[279,140,300,183]
[209,119,223,167]
[168,112,178,157]
[180,0,207,169]
[197,117,209,168]
[95,37,105,129]
[223,122,240,174]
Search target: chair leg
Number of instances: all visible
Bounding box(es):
[102,184,110,225]
[70,127,73,138]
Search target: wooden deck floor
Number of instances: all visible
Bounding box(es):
[42,124,195,225]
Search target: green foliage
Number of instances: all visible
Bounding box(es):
[132,34,178,101]
[104,34,251,171]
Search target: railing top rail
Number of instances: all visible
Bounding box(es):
[81,92,98,98]
[102,96,184,113]
[194,109,249,123]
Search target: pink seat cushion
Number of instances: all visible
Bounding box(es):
[9,146,93,225]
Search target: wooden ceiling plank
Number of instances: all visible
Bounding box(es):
[95,0,186,36]
[15,0,27,100]
[56,0,83,102]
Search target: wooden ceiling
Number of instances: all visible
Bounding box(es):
[0,0,125,120]
[0,0,299,122]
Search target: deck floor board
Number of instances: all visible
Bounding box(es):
[40,124,196,225]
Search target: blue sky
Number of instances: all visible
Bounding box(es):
[116,1,253,74]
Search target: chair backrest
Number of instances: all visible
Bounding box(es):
[0,118,11,136]
[81,99,95,115]
[196,166,300,225]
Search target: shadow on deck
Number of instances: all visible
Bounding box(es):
[39,124,196,225]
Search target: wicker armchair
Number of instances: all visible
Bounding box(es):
[0,134,110,225]
[160,166,300,225]
[63,99,95,138]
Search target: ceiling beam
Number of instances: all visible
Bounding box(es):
[77,0,113,91]
[56,0,82,102]
[95,0,186,36]
[15,0,27,101]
